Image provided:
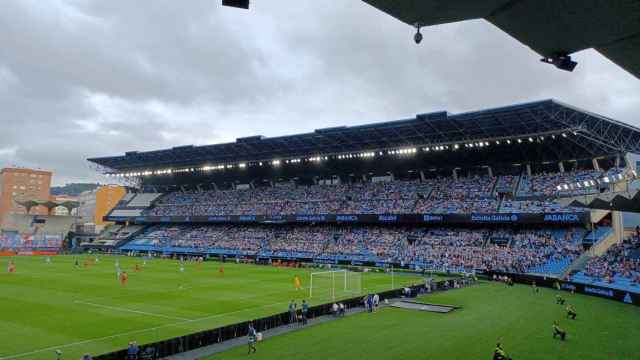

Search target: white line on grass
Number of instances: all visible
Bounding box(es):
[74,300,190,321]
[1,285,357,360]
[0,268,396,359]
[0,300,289,360]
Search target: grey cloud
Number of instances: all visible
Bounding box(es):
[0,0,638,185]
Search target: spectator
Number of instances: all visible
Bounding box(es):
[127,341,139,360]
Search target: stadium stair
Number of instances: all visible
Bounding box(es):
[528,257,575,275]
[512,175,522,197]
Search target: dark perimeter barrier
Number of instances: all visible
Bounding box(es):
[93,279,460,359]
[487,271,639,306]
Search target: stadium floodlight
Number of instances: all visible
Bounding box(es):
[517,139,522,143]
[552,135,556,139]
[453,144,459,150]
[506,140,511,144]
[238,163,246,168]
[562,133,567,137]
[272,160,281,166]
[540,54,578,72]
[528,137,534,142]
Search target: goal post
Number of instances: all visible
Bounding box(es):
[309,269,361,300]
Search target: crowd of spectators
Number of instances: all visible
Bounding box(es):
[404,227,581,273]
[499,200,582,213]
[128,224,583,273]
[582,236,640,284]
[517,169,618,197]
[142,170,613,217]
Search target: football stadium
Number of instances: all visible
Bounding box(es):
[3,100,640,359]
[2,1,640,360]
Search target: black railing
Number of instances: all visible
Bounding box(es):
[94,281,448,360]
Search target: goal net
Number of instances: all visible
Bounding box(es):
[309,270,362,300]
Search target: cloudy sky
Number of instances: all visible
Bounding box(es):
[0,0,638,186]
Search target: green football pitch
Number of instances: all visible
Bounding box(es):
[0,255,424,360]
[209,281,640,360]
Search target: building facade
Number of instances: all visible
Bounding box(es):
[52,195,79,216]
[0,168,52,225]
[78,185,126,228]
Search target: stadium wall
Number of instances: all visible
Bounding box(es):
[488,272,640,306]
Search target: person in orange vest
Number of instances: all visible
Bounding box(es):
[120,271,128,286]
[134,263,141,272]
[294,275,302,291]
[219,265,225,276]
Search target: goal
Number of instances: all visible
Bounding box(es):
[309,269,362,300]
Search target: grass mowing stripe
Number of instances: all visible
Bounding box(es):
[0,255,425,359]
[73,300,191,321]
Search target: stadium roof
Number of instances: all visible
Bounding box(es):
[560,188,640,213]
[15,199,80,210]
[88,100,640,174]
[363,0,640,78]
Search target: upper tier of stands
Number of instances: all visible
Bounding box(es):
[127,193,162,207]
[125,224,584,275]
[142,170,609,217]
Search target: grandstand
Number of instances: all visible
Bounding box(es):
[1,99,637,360]
[0,213,75,252]
[87,100,640,286]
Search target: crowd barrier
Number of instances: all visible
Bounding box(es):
[94,280,453,359]
[487,271,639,306]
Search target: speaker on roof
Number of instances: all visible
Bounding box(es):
[222,0,249,9]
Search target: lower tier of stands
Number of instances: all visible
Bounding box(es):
[122,224,585,275]
[572,236,640,293]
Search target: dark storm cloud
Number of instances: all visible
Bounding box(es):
[0,0,638,185]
